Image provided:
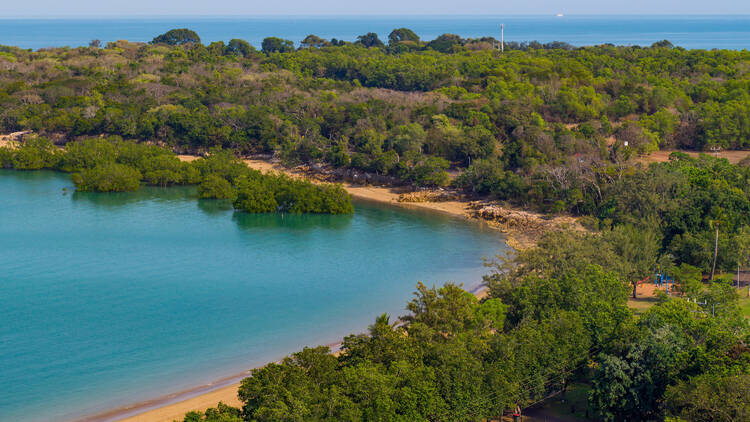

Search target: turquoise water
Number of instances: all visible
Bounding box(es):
[0,15,749,50]
[0,170,507,422]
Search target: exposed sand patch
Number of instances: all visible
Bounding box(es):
[179,155,473,222]
[114,383,242,422]
[639,149,750,164]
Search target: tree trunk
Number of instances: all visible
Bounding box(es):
[632,281,637,299]
[711,227,719,280]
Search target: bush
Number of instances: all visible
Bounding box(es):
[0,147,14,168]
[233,177,278,213]
[198,175,237,200]
[71,163,142,192]
[11,138,60,170]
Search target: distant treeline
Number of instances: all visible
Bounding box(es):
[0,137,353,214]
[2,28,750,269]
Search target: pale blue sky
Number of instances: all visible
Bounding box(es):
[5,0,750,17]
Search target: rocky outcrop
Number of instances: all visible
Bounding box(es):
[469,202,584,250]
[397,190,460,203]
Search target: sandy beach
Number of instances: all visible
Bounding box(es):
[63,157,492,422]
[179,155,474,222]
[114,383,242,422]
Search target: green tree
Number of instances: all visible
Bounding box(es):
[151,28,201,45]
[427,34,463,53]
[226,39,255,57]
[71,163,142,192]
[604,224,662,298]
[233,177,278,213]
[388,28,420,45]
[300,35,330,49]
[198,174,237,200]
[355,33,384,48]
[665,372,750,422]
[261,37,294,54]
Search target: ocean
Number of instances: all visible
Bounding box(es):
[0,15,748,50]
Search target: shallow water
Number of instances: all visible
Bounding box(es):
[1,15,749,50]
[0,170,507,422]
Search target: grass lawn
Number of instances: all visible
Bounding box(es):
[524,383,596,422]
[627,297,658,316]
[738,289,750,318]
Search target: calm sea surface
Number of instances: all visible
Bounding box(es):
[0,170,506,422]
[0,15,749,50]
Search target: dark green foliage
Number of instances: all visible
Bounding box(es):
[232,174,353,214]
[10,137,60,170]
[198,174,237,200]
[183,402,243,422]
[388,28,420,45]
[590,298,749,421]
[300,35,330,49]
[0,146,13,168]
[664,371,750,422]
[71,162,142,192]
[261,37,294,54]
[187,227,748,422]
[427,34,464,53]
[151,28,201,45]
[356,33,384,48]
[1,137,352,214]
[226,39,255,57]
[233,175,278,213]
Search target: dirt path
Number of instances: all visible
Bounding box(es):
[639,149,750,164]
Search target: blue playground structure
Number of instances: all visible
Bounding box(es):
[654,266,674,294]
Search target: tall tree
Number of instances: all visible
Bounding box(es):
[388,28,420,45]
[151,28,201,45]
[261,37,294,54]
[356,33,384,48]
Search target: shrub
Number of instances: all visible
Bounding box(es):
[71,163,142,192]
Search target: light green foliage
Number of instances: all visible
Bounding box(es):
[604,223,662,298]
[672,263,704,299]
[11,137,61,170]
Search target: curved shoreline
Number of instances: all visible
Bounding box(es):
[78,286,492,422]
[79,283,493,422]
[74,343,347,422]
[66,160,501,422]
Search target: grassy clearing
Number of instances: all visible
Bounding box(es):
[628,297,659,316]
[738,290,750,318]
[524,383,595,422]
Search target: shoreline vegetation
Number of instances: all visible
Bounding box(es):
[3,26,750,421]
[0,136,354,215]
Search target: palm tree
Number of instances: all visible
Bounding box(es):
[709,208,726,281]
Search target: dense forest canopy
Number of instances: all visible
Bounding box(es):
[2,29,750,268]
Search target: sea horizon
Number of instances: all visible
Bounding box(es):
[1,15,749,50]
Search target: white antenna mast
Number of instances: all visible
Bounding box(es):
[501,24,504,52]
